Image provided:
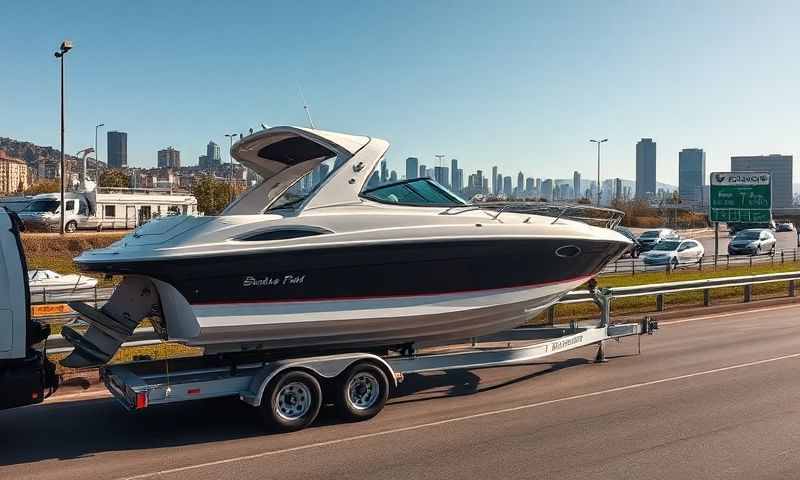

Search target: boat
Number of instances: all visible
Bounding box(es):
[61,126,631,368]
[27,269,98,293]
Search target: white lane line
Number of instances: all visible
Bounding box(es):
[116,351,800,480]
[660,303,800,326]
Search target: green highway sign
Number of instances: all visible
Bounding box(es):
[709,172,771,223]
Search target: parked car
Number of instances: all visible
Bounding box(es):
[641,239,704,267]
[614,226,641,258]
[776,222,794,232]
[636,228,680,252]
[727,229,776,256]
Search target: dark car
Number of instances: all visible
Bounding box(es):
[728,229,776,256]
[614,226,641,258]
[636,228,680,252]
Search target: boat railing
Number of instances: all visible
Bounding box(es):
[441,202,625,229]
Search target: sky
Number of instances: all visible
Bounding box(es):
[2,0,800,185]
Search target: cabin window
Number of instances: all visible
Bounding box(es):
[104,205,116,218]
[241,229,329,241]
[65,200,75,212]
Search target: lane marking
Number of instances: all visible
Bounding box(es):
[659,303,800,326]
[116,351,800,480]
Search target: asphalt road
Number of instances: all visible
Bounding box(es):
[4,303,800,480]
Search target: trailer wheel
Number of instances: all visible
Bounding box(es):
[261,370,322,432]
[335,362,389,421]
[65,220,77,233]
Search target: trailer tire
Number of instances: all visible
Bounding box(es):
[261,370,322,432]
[335,362,389,422]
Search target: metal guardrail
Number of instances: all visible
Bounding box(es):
[44,270,800,355]
[603,248,800,276]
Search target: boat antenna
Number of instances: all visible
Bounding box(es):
[297,84,316,129]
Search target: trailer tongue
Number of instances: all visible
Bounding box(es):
[0,209,58,410]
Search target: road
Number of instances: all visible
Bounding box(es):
[4,303,800,480]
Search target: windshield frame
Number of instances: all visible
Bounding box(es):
[735,230,762,240]
[360,178,469,207]
[652,240,681,251]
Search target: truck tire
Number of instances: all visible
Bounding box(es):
[65,221,77,233]
[260,370,322,432]
[335,362,389,422]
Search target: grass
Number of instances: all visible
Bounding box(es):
[23,232,126,287]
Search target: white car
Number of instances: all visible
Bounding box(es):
[641,239,704,267]
[27,269,98,293]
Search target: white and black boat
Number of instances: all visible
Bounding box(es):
[63,126,631,368]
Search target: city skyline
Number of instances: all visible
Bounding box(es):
[3,2,800,185]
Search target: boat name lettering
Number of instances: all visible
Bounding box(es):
[550,335,582,352]
[243,274,306,287]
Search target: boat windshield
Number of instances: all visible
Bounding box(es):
[21,199,60,213]
[265,156,344,212]
[362,178,468,207]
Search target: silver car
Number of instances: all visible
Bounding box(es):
[642,239,704,267]
[728,229,776,256]
[637,228,680,252]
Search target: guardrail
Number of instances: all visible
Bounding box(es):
[602,248,800,276]
[45,270,800,356]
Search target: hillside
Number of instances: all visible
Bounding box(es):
[0,136,105,173]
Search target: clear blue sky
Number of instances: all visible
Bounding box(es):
[2,0,799,185]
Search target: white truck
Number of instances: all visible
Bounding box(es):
[16,187,197,233]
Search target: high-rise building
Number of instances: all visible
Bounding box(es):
[198,155,209,168]
[615,178,623,201]
[731,154,793,208]
[452,168,463,193]
[107,131,127,168]
[541,179,553,200]
[573,171,581,200]
[503,176,512,197]
[491,166,498,194]
[476,170,484,193]
[380,160,388,183]
[451,159,458,189]
[207,141,221,167]
[389,170,398,182]
[419,164,427,178]
[678,148,706,203]
[516,172,524,197]
[635,138,657,199]
[434,166,449,187]
[0,151,29,193]
[157,147,180,169]
[405,157,419,181]
[525,177,534,196]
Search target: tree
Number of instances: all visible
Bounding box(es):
[99,169,130,188]
[24,180,60,195]
[192,176,237,215]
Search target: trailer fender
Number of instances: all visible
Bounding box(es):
[241,353,397,407]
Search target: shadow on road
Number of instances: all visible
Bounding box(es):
[0,356,595,467]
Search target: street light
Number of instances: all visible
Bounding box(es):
[224,133,237,201]
[589,138,608,206]
[95,123,104,183]
[54,40,73,235]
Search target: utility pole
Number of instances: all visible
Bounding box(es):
[589,138,608,206]
[55,40,73,234]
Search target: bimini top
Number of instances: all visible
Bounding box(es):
[224,126,389,215]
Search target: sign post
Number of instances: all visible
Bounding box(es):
[709,172,772,262]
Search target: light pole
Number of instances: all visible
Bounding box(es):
[224,133,237,201]
[589,138,607,206]
[55,40,73,234]
[95,123,104,183]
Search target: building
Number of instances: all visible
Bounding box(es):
[573,171,581,200]
[107,131,128,169]
[380,160,388,183]
[615,178,623,201]
[405,157,418,181]
[678,148,706,203]
[635,138,657,199]
[157,147,181,169]
[491,166,498,194]
[516,172,524,198]
[0,151,29,194]
[541,179,553,200]
[731,154,793,208]
[525,177,534,197]
[199,141,221,169]
[389,170,397,182]
[451,159,458,189]
[503,176,512,197]
[419,164,427,178]
[452,168,463,193]
[434,166,449,187]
